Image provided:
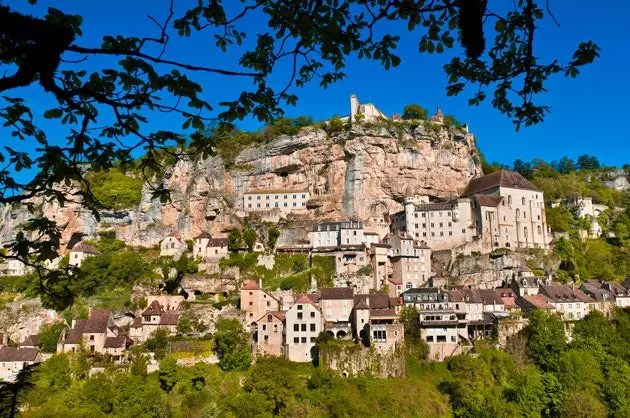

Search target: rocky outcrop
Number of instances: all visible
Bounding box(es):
[0,122,481,250]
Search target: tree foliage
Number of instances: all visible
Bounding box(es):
[213,318,252,372]
[402,104,428,120]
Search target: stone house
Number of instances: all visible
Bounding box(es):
[134,300,180,342]
[160,232,187,258]
[312,221,366,248]
[494,288,521,313]
[20,335,40,349]
[580,280,616,317]
[604,281,630,308]
[285,295,322,362]
[516,294,556,313]
[0,347,42,381]
[320,287,354,339]
[68,242,100,268]
[193,231,229,260]
[252,311,286,357]
[539,284,593,321]
[58,309,132,361]
[383,232,431,293]
[0,256,30,276]
[402,288,465,361]
[509,269,549,297]
[352,293,403,353]
[240,280,280,325]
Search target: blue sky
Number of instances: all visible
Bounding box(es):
[4,0,630,179]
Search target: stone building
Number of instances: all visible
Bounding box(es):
[131,300,180,342]
[369,243,391,293]
[352,294,403,353]
[392,170,552,254]
[0,347,42,381]
[68,242,100,268]
[382,232,431,294]
[349,94,387,123]
[252,311,286,357]
[193,232,228,260]
[240,280,280,325]
[320,287,354,339]
[160,232,187,258]
[540,284,593,321]
[0,256,30,276]
[285,295,322,362]
[243,190,309,218]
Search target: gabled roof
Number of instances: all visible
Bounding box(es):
[131,317,142,329]
[256,311,286,323]
[208,238,228,247]
[541,284,595,303]
[166,231,183,242]
[369,309,397,319]
[194,231,212,240]
[462,170,539,196]
[0,347,40,362]
[83,310,111,333]
[520,294,555,310]
[320,287,354,300]
[70,243,100,254]
[142,300,165,316]
[354,300,370,310]
[242,280,260,291]
[295,295,319,309]
[104,335,128,349]
[20,335,40,347]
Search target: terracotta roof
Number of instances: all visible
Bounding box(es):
[295,295,319,309]
[242,280,260,291]
[462,170,539,196]
[83,310,111,333]
[256,311,286,323]
[70,243,100,254]
[160,313,179,326]
[142,300,164,316]
[21,335,40,347]
[131,317,142,328]
[521,294,554,310]
[474,194,502,207]
[194,231,212,240]
[104,335,127,349]
[64,321,86,344]
[501,297,519,310]
[0,347,40,362]
[321,287,354,300]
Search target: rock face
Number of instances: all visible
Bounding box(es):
[0,123,481,249]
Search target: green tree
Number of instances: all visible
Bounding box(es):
[244,357,303,415]
[560,391,606,418]
[267,227,280,250]
[402,104,428,120]
[214,318,252,371]
[243,227,257,252]
[0,1,599,307]
[130,354,148,378]
[228,229,243,252]
[524,310,566,371]
[40,353,71,389]
[71,344,90,380]
[87,170,144,210]
[158,356,180,393]
[37,323,65,353]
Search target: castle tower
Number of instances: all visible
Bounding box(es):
[350,94,359,122]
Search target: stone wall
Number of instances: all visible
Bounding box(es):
[318,344,406,378]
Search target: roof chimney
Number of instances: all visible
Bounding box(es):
[259,279,263,289]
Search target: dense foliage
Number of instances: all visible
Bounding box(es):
[87,170,144,210]
[6,309,630,417]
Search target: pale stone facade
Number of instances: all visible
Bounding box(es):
[243,190,309,217]
[160,232,187,258]
[253,311,285,357]
[0,347,42,381]
[240,281,280,325]
[350,94,387,123]
[383,232,431,292]
[320,288,354,339]
[285,296,322,362]
[68,243,100,268]
[193,232,228,260]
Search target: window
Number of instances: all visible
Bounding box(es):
[301,337,307,343]
[311,337,316,343]
[439,222,443,227]
[310,324,316,332]
[301,324,307,331]
[294,337,299,343]
[297,312,303,320]
[522,197,526,205]
[297,304,303,310]
[537,225,542,235]
[274,195,278,199]
[524,226,528,238]
[262,324,266,331]
[267,314,273,321]
[90,335,94,341]
[266,301,270,307]
[422,223,426,228]
[248,196,252,200]
[508,195,512,204]
[430,223,434,227]
[310,312,315,318]
[516,208,520,218]
[451,336,456,342]
[249,301,253,306]
[426,336,434,343]
[449,231,453,236]
[294,324,299,332]
[266,195,270,200]
[437,335,447,342]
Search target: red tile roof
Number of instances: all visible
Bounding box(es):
[160,313,179,326]
[242,280,261,291]
[142,300,164,316]
[295,295,319,309]
[521,294,555,310]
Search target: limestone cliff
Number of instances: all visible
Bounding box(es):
[0,122,481,250]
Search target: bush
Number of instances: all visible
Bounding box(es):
[87,169,144,210]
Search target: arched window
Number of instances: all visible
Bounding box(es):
[537,225,542,235]
[516,209,520,218]
[522,197,526,205]
[524,226,528,238]
[523,211,527,219]
[508,195,512,204]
